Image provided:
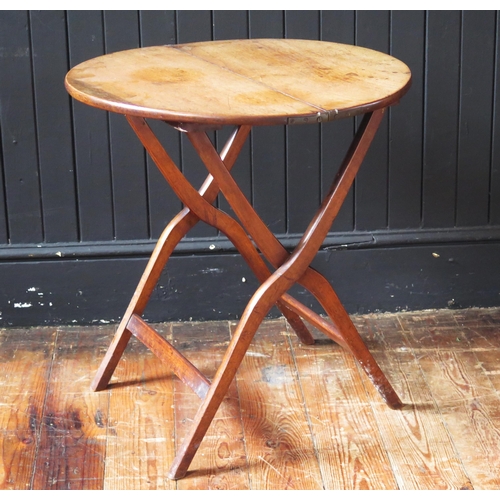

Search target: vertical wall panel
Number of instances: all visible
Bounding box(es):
[354,10,390,231]
[177,10,215,238]
[388,10,425,230]
[30,11,79,243]
[103,11,149,241]
[422,10,461,229]
[0,9,497,249]
[456,11,496,227]
[67,11,114,242]
[285,10,321,234]
[0,11,43,243]
[139,11,181,239]
[213,11,252,222]
[249,10,287,234]
[490,13,500,225]
[2,10,500,324]
[0,151,7,244]
[320,10,355,232]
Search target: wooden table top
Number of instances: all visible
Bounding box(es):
[65,38,411,127]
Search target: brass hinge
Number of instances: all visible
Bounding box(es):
[287,109,339,125]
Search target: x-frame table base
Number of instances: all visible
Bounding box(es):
[91,109,403,480]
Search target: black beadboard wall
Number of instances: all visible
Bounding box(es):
[1,10,499,326]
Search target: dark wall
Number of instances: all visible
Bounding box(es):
[1,10,499,326]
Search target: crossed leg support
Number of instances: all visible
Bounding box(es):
[91,109,403,480]
[91,124,312,395]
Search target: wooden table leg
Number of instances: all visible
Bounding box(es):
[168,110,402,479]
[92,121,314,392]
[93,110,403,480]
[91,125,255,391]
[127,117,314,340]
[187,110,403,411]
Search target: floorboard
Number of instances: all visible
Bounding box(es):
[0,328,56,489]
[1,307,500,489]
[32,327,108,490]
[172,321,249,490]
[104,324,176,490]
[232,318,323,490]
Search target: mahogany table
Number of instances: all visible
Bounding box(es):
[65,38,411,480]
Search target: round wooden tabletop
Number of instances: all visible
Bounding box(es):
[65,38,412,127]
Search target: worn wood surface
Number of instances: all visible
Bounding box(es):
[171,321,249,489]
[0,328,56,489]
[360,348,471,489]
[104,323,176,490]
[31,327,109,490]
[417,349,500,489]
[291,327,398,489]
[65,39,411,126]
[231,318,323,489]
[1,307,500,489]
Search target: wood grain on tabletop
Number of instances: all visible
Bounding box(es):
[64,39,411,125]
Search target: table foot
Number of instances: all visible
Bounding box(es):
[276,301,315,345]
[297,269,403,409]
[91,326,132,392]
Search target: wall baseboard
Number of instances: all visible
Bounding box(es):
[1,239,499,327]
[1,226,500,260]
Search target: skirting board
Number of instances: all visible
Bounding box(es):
[1,241,499,327]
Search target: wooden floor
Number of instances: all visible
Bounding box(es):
[1,307,500,490]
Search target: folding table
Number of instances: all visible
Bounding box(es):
[65,38,411,479]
